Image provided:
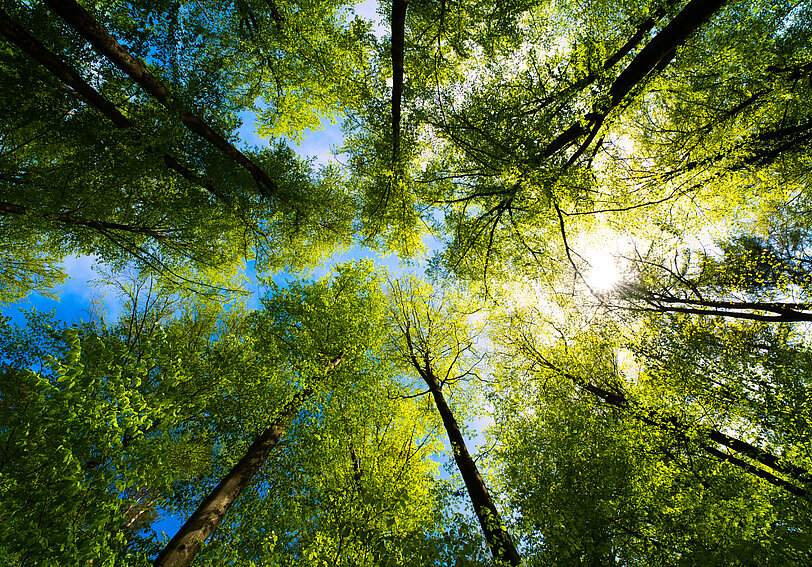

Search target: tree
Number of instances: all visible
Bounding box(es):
[488,306,812,565]
[5,0,812,564]
[388,277,522,566]
[193,381,455,567]
[612,227,812,323]
[343,0,812,293]
[0,264,482,565]
[347,0,739,276]
[0,0,369,298]
[0,308,216,565]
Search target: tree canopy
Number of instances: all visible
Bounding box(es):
[2,0,812,565]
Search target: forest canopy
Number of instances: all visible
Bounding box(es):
[1,0,811,565]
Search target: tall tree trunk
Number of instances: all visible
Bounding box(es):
[527,347,812,499]
[42,0,286,204]
[0,11,238,210]
[526,350,811,499]
[422,370,522,566]
[154,355,341,567]
[153,424,287,567]
[535,0,727,163]
[606,0,727,107]
[394,287,523,565]
[623,289,812,322]
[0,7,131,128]
[390,0,407,162]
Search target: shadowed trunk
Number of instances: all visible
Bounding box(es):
[390,0,407,161]
[153,355,342,567]
[0,11,238,210]
[622,288,812,323]
[43,0,285,203]
[535,0,727,163]
[606,0,726,107]
[264,0,284,26]
[422,370,522,566]
[153,424,286,567]
[0,8,131,128]
[580,381,812,498]
[531,354,812,500]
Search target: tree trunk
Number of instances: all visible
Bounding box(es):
[43,0,285,203]
[579,381,812,500]
[153,425,286,567]
[535,0,727,164]
[423,371,522,566]
[529,354,811,499]
[625,290,812,322]
[390,0,407,162]
[0,12,242,210]
[606,0,727,107]
[0,7,131,128]
[154,355,341,567]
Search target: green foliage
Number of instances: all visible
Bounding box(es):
[0,312,204,565]
[198,391,448,567]
[0,0,369,300]
[489,313,812,566]
[4,0,812,565]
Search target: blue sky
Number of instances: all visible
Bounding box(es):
[1,0,387,327]
[0,0,485,544]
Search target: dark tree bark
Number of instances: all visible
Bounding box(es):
[42,0,285,203]
[0,8,131,128]
[534,0,728,165]
[402,334,522,565]
[0,12,240,211]
[153,355,342,567]
[152,425,286,567]
[538,362,812,500]
[424,371,523,566]
[264,0,285,26]
[579,381,812,488]
[0,200,171,239]
[622,290,812,323]
[606,0,727,107]
[601,1,677,70]
[390,0,408,162]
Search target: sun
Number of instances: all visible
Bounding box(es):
[584,251,621,292]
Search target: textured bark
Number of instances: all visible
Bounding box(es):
[400,343,523,567]
[0,200,170,238]
[154,355,341,567]
[153,425,286,567]
[607,0,726,106]
[0,7,131,128]
[423,371,522,566]
[534,0,727,165]
[43,0,284,202]
[390,0,408,161]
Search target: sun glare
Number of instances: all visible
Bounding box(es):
[584,252,621,291]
